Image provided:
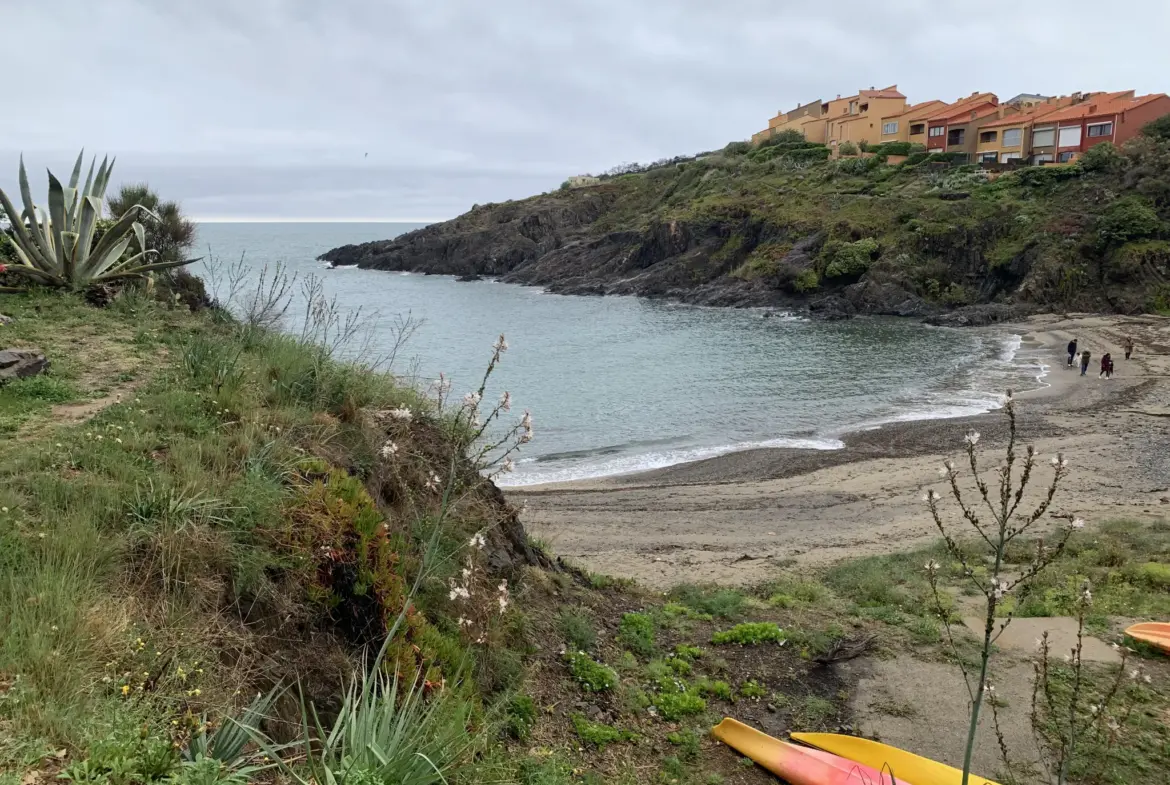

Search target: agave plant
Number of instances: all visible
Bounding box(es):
[0,150,198,292]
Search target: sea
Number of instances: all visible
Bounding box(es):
[193,222,1050,487]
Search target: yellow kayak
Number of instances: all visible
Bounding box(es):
[1124,621,1170,654]
[791,732,1001,785]
[712,719,906,784]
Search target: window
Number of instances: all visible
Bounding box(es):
[1000,153,1022,163]
[947,128,966,145]
[1058,151,1076,163]
[910,123,925,135]
[1002,128,1022,147]
[1058,126,1082,147]
[979,130,998,143]
[929,126,945,137]
[1034,154,1055,164]
[1032,128,1056,147]
[978,152,998,163]
[882,121,898,135]
[1087,122,1114,138]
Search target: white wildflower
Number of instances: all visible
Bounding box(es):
[381,441,398,457]
[388,406,412,421]
[448,586,470,601]
[938,466,949,477]
[469,532,487,550]
[1110,642,1120,651]
[462,567,471,580]
[1129,669,1140,680]
[499,391,511,411]
[425,472,441,492]
[502,457,515,473]
[964,430,980,447]
[924,560,939,574]
[989,577,1006,600]
[1106,719,1121,733]
[1144,674,1152,684]
[463,391,481,409]
[1070,518,1085,530]
[1089,704,1100,715]
[493,334,508,354]
[930,490,940,501]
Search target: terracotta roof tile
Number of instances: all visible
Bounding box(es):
[927,94,997,122]
[882,100,946,120]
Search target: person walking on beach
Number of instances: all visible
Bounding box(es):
[1100,352,1114,379]
[1124,336,1134,360]
[1080,350,1091,376]
[1067,339,1078,367]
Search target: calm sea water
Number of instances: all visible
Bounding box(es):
[193,222,1049,486]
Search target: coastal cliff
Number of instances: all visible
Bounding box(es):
[321,138,1170,321]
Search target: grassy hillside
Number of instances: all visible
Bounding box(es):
[2,286,1169,785]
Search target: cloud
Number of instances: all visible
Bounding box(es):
[3,0,1169,220]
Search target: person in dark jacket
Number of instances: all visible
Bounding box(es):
[1080,350,1091,376]
[1100,353,1114,379]
[1124,336,1134,360]
[1067,339,1078,367]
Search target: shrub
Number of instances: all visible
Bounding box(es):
[1079,142,1123,173]
[712,622,786,646]
[668,585,745,618]
[739,679,767,699]
[557,609,597,652]
[571,715,634,749]
[838,141,859,156]
[1096,196,1162,246]
[617,612,656,656]
[696,678,733,700]
[653,687,707,720]
[666,729,703,761]
[1141,114,1170,141]
[674,644,704,661]
[724,141,753,156]
[792,268,819,293]
[567,651,618,692]
[1135,562,1170,588]
[903,151,930,166]
[821,238,879,279]
[506,694,537,740]
[787,145,831,163]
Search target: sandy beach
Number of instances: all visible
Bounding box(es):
[511,313,1170,587]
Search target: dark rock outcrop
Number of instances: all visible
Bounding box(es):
[0,348,48,382]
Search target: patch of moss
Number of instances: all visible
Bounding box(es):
[711,622,786,646]
[571,714,635,749]
[567,651,618,692]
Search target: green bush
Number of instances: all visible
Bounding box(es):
[870,141,913,156]
[617,613,655,655]
[1096,196,1162,246]
[712,622,786,645]
[739,679,767,699]
[724,141,753,156]
[696,677,733,700]
[674,644,704,661]
[1135,562,1170,588]
[1141,114,1170,141]
[653,687,707,720]
[792,268,819,292]
[557,609,597,652]
[571,714,634,749]
[666,729,703,761]
[506,694,538,740]
[567,651,618,692]
[838,141,859,156]
[903,151,930,166]
[1079,142,1123,173]
[668,585,745,618]
[821,238,879,279]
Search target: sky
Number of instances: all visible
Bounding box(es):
[3,0,1170,222]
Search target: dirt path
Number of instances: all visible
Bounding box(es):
[511,315,1170,587]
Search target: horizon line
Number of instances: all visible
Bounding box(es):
[193,217,446,224]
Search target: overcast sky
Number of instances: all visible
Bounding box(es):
[3,0,1169,221]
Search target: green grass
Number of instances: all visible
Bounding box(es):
[557,609,598,652]
[567,652,619,692]
[618,612,656,657]
[711,622,785,646]
[668,585,745,619]
[571,714,635,749]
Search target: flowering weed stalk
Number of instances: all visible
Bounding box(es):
[921,392,1077,785]
[1031,582,1149,785]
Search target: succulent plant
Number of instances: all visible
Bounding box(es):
[0,151,198,292]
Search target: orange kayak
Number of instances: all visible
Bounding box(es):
[712,718,904,784]
[1125,621,1170,653]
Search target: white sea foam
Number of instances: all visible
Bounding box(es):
[498,435,843,487]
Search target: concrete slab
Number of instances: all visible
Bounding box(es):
[962,616,1121,663]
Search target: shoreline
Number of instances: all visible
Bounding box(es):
[509,313,1170,586]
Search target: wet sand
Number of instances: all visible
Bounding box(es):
[511,314,1170,587]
